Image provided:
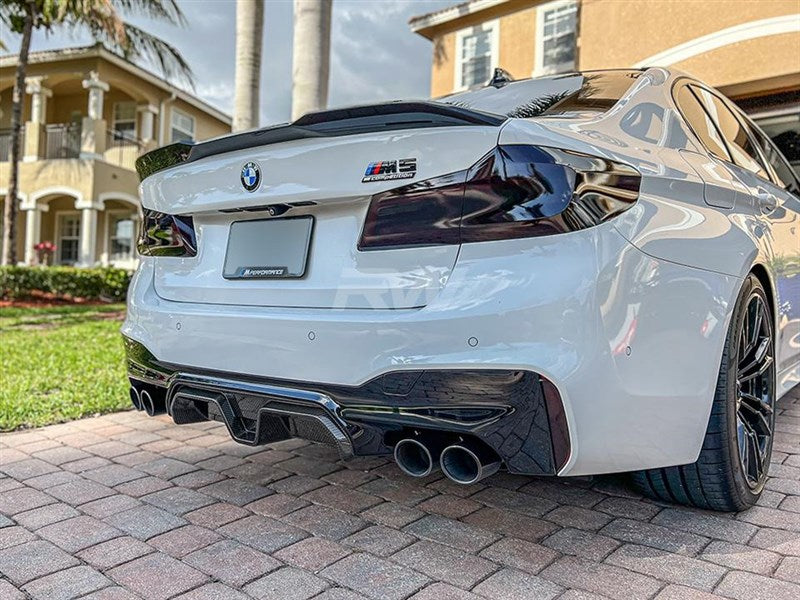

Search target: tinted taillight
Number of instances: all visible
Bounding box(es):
[358,171,467,250]
[358,145,639,249]
[138,210,197,257]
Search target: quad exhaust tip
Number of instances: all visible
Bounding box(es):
[140,389,155,416]
[130,383,167,417]
[394,438,439,478]
[139,389,167,417]
[440,442,501,485]
[129,387,143,411]
[394,435,502,485]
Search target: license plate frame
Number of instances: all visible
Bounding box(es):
[223,215,314,280]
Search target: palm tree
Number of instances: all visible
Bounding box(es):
[291,0,332,121]
[233,0,264,132]
[0,0,193,266]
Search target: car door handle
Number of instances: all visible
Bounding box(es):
[756,188,777,215]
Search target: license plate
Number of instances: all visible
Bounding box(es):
[223,216,313,279]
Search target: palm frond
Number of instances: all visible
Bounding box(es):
[58,0,128,46]
[111,0,186,27]
[0,0,31,34]
[54,0,194,87]
[117,22,194,87]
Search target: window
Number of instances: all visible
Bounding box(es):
[692,86,769,179]
[170,109,195,142]
[113,102,137,140]
[754,113,800,179]
[536,0,578,76]
[456,21,498,90]
[441,70,640,119]
[58,214,80,265]
[675,85,731,161]
[748,120,800,195]
[108,212,136,263]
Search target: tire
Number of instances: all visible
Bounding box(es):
[633,273,776,511]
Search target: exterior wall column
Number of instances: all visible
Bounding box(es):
[23,77,51,161]
[81,71,109,158]
[23,206,42,265]
[22,204,51,265]
[137,104,159,151]
[76,199,102,267]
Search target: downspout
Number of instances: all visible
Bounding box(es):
[158,91,177,146]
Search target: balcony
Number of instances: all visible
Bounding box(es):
[104,129,145,170]
[0,124,145,171]
[44,123,81,159]
[0,128,21,162]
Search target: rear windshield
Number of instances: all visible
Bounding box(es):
[437,70,643,119]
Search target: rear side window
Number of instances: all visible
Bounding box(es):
[748,120,800,195]
[438,70,641,118]
[691,87,769,179]
[675,85,731,161]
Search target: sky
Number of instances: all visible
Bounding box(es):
[3,0,453,125]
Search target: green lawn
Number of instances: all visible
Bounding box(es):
[0,304,130,431]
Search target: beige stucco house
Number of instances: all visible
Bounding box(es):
[410,0,800,174]
[0,44,231,268]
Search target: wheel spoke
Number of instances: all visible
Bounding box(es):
[742,300,762,359]
[738,353,773,384]
[738,399,772,437]
[737,418,749,477]
[734,291,774,490]
[749,429,763,483]
[740,417,762,483]
[739,333,770,371]
[740,390,774,416]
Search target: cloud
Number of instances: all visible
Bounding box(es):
[3,0,451,126]
[329,0,446,107]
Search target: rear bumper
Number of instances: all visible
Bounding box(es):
[123,222,741,475]
[125,337,569,475]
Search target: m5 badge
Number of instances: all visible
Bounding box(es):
[362,158,417,182]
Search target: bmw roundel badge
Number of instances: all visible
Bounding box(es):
[241,161,261,192]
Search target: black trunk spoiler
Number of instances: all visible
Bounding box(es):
[135,101,506,181]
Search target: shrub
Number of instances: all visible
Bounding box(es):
[0,266,132,302]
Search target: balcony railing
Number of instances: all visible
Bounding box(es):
[0,125,144,169]
[104,130,144,170]
[45,123,81,159]
[0,128,16,162]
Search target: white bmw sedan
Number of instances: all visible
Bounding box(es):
[123,68,800,511]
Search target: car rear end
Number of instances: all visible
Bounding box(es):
[123,70,736,481]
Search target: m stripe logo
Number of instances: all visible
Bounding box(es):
[362,158,417,182]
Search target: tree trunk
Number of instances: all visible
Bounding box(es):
[291,0,332,121]
[233,0,264,132]
[2,7,34,266]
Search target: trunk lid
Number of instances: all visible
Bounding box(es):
[141,125,501,309]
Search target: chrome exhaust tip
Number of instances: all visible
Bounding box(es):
[394,438,440,478]
[140,389,155,416]
[440,442,501,485]
[140,389,166,417]
[129,387,143,411]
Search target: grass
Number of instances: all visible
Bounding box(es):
[0,303,130,431]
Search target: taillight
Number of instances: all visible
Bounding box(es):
[138,210,197,257]
[358,145,639,249]
[358,171,467,250]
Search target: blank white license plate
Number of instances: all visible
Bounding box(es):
[223,216,314,279]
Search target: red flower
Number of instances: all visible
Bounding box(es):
[35,241,56,252]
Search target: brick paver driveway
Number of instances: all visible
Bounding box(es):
[1,386,799,600]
